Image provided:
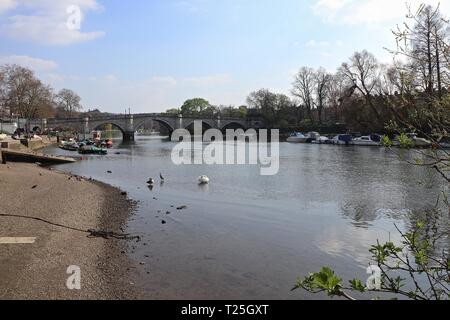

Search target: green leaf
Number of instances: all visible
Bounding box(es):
[349,279,366,293]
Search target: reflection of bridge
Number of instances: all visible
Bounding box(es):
[36,114,265,141]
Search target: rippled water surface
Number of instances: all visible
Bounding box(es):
[45,137,445,299]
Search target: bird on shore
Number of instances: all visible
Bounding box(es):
[198,175,210,185]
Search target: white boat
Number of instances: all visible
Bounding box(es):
[311,136,331,144]
[407,134,432,148]
[287,132,320,143]
[352,136,380,146]
[287,132,308,143]
[307,132,320,142]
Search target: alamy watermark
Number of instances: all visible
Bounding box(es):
[366,265,382,290]
[170,121,280,176]
[66,265,81,290]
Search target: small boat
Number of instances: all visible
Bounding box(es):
[78,145,107,155]
[332,134,353,145]
[198,175,210,184]
[78,139,95,147]
[311,136,331,144]
[58,141,79,151]
[306,132,320,143]
[104,139,113,148]
[287,132,308,143]
[407,134,432,148]
[352,135,380,146]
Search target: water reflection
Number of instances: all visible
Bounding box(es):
[44,138,447,299]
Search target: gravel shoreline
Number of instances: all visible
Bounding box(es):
[0,162,141,299]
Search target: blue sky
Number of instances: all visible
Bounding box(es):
[0,0,448,113]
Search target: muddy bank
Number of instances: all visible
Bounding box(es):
[0,163,142,299]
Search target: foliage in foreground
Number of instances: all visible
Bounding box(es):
[293,218,449,300]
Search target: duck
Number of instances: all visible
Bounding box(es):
[198,175,210,185]
[146,178,155,185]
[160,173,165,181]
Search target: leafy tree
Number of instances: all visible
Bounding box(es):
[247,89,296,128]
[247,89,278,127]
[181,98,211,116]
[166,108,181,115]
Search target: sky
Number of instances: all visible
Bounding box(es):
[0,0,449,113]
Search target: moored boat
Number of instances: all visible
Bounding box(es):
[352,135,380,146]
[332,134,353,145]
[306,132,320,143]
[287,132,308,143]
[78,145,107,155]
[104,139,113,148]
[58,141,79,151]
[311,136,331,144]
[407,133,432,148]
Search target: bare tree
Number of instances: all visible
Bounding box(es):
[326,72,351,122]
[385,61,418,95]
[1,65,54,128]
[292,67,316,124]
[340,50,383,122]
[390,4,450,96]
[56,88,82,117]
[0,68,6,117]
[314,67,333,124]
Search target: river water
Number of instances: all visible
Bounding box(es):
[45,136,446,299]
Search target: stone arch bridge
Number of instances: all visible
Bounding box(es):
[35,114,264,141]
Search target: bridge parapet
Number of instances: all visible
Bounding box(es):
[42,113,265,140]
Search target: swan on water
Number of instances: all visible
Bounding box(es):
[198,175,210,184]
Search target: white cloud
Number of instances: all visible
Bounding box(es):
[149,76,178,87]
[0,0,104,45]
[312,0,450,25]
[306,40,330,47]
[305,39,345,49]
[182,74,232,86]
[104,74,117,81]
[0,0,15,13]
[0,54,57,71]
[173,0,209,14]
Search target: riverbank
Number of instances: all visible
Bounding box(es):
[0,162,141,299]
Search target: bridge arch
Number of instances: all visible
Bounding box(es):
[91,121,127,138]
[183,119,214,134]
[134,118,175,136]
[220,121,248,132]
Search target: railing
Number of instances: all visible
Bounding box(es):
[47,113,258,122]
